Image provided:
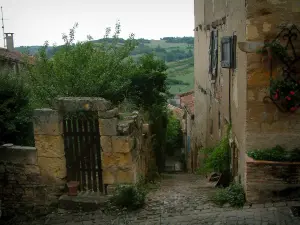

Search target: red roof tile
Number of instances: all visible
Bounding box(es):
[180,91,194,115]
[0,47,35,64]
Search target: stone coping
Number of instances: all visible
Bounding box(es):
[53,97,112,112]
[246,155,300,165]
[0,144,37,164]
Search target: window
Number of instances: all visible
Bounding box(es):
[209,30,218,77]
[221,35,237,69]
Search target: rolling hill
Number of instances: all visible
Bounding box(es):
[16,37,194,95]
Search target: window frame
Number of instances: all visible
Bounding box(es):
[221,35,237,69]
[209,30,218,78]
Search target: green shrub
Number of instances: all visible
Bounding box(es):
[0,70,33,145]
[166,112,183,156]
[199,135,230,174]
[110,184,147,210]
[247,145,300,162]
[212,183,245,208]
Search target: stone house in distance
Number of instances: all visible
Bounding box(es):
[194,0,300,199]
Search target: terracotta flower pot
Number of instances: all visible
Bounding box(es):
[67,181,79,196]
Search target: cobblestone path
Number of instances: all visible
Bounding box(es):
[26,173,300,225]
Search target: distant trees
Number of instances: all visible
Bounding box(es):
[161,37,194,45]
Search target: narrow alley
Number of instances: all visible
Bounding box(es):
[24,173,300,225]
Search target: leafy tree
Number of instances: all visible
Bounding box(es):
[25,22,169,171]
[0,70,33,145]
[166,112,183,156]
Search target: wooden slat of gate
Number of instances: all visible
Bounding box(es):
[63,119,71,181]
[67,118,76,181]
[90,119,97,192]
[78,118,86,191]
[93,118,103,192]
[72,118,80,187]
[83,119,92,190]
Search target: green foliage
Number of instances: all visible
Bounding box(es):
[109,184,147,210]
[0,70,34,145]
[212,183,245,208]
[247,145,300,162]
[166,112,183,156]
[23,22,169,173]
[199,135,230,174]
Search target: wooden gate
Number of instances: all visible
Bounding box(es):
[63,112,103,192]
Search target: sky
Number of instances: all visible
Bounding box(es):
[0,0,194,47]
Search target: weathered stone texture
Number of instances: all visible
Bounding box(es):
[34,135,65,158]
[33,109,62,135]
[111,136,135,153]
[99,118,118,136]
[0,146,63,219]
[54,97,112,112]
[102,152,133,168]
[98,107,118,119]
[100,136,112,152]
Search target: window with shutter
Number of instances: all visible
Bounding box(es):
[209,30,218,78]
[221,35,237,69]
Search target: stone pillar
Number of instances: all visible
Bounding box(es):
[33,109,66,184]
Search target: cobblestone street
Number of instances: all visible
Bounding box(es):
[26,174,300,225]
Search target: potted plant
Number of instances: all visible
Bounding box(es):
[67,181,80,196]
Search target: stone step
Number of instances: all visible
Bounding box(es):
[58,191,110,212]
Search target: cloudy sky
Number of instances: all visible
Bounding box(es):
[1,0,194,47]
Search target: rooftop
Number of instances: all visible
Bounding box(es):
[179,91,194,115]
[0,47,35,64]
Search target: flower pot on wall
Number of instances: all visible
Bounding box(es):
[67,181,79,196]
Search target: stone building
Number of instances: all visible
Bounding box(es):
[194,0,300,193]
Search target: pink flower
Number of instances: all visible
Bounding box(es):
[273,93,279,100]
[290,91,295,95]
[285,96,291,101]
[290,106,298,112]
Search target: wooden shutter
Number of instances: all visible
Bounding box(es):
[221,36,232,68]
[208,31,213,74]
[212,30,218,77]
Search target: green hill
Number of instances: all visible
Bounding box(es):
[16,37,194,95]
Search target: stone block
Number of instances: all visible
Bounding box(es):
[116,169,135,184]
[101,152,133,168]
[99,118,118,136]
[37,157,66,182]
[100,136,112,152]
[112,136,135,153]
[102,170,115,184]
[54,97,112,112]
[0,145,37,165]
[35,135,65,158]
[98,108,118,119]
[33,109,62,135]
[117,120,134,135]
[24,165,40,175]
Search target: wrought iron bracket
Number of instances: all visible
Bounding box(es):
[263,24,300,113]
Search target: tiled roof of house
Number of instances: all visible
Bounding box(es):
[179,91,194,115]
[0,47,35,64]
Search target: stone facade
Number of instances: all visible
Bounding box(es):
[245,155,300,203]
[194,0,300,200]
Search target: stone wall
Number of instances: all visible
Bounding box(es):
[0,145,61,218]
[245,0,300,152]
[245,155,300,203]
[35,97,151,194]
[194,0,247,181]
